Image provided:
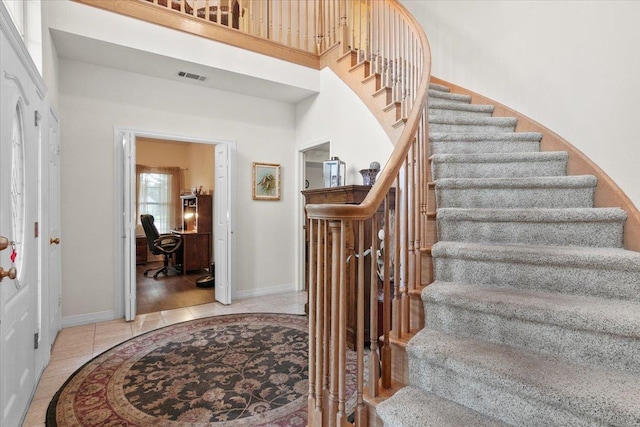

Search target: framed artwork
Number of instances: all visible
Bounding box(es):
[252,162,281,200]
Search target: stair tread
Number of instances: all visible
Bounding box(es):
[432,241,640,271]
[436,207,627,222]
[424,281,640,337]
[435,174,597,189]
[429,115,518,126]
[430,151,568,163]
[429,98,494,112]
[430,132,542,142]
[377,386,509,427]
[408,329,640,425]
[428,89,471,102]
[428,82,450,92]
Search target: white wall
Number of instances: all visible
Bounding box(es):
[59,59,297,321]
[296,69,393,182]
[401,0,640,209]
[40,0,59,111]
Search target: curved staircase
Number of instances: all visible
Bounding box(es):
[377,82,640,426]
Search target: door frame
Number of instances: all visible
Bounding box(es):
[36,106,61,375]
[113,128,236,320]
[296,139,331,293]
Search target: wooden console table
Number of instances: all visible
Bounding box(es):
[302,185,396,350]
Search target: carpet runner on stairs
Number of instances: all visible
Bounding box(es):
[377,82,640,426]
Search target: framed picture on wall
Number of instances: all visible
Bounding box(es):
[252,162,281,201]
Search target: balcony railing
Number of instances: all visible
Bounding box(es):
[144,0,345,54]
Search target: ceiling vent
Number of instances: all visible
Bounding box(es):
[178,71,207,82]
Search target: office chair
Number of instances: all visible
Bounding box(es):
[140,214,183,279]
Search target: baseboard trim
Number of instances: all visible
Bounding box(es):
[62,310,118,328]
[234,283,297,300]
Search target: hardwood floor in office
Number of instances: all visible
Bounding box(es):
[136,262,215,314]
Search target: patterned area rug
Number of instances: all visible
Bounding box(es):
[47,313,356,427]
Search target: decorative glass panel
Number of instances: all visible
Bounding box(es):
[11,103,25,285]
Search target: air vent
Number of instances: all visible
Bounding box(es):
[178,71,207,82]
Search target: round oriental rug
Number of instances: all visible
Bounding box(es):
[47,313,354,427]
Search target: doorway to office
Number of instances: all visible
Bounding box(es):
[135,137,216,314]
[115,129,235,322]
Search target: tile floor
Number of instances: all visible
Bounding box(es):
[23,291,307,426]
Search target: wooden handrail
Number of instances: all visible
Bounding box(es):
[305,2,431,425]
[307,1,430,221]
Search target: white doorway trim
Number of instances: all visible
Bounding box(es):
[296,139,331,293]
[113,127,236,320]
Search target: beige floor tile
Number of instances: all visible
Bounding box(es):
[50,340,94,360]
[53,328,95,346]
[22,397,49,426]
[186,302,224,318]
[191,302,250,317]
[32,373,69,402]
[43,355,91,381]
[95,320,133,337]
[159,307,195,325]
[131,312,166,336]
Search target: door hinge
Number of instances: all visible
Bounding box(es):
[34,332,39,349]
[34,110,42,127]
[34,222,39,238]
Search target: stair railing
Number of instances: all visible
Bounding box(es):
[306,1,430,425]
[142,0,344,54]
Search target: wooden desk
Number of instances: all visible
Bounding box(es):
[172,231,211,274]
[136,236,148,265]
[302,185,395,350]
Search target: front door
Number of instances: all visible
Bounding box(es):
[0,32,39,427]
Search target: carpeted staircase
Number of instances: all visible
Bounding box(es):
[377,83,640,426]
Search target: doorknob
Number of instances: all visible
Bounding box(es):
[0,236,8,251]
[0,266,16,281]
[50,237,60,245]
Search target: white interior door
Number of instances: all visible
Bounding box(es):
[121,131,137,321]
[0,33,39,427]
[214,143,232,304]
[47,109,61,348]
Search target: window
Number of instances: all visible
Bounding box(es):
[137,166,182,234]
[138,173,172,233]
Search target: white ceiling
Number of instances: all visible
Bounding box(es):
[51,29,319,104]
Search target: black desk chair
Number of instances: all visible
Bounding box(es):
[140,214,183,279]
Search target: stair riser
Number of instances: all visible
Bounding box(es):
[437,219,624,247]
[425,302,640,372]
[407,361,604,427]
[430,123,515,133]
[432,257,640,301]
[430,140,540,155]
[431,159,567,180]
[436,187,594,209]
